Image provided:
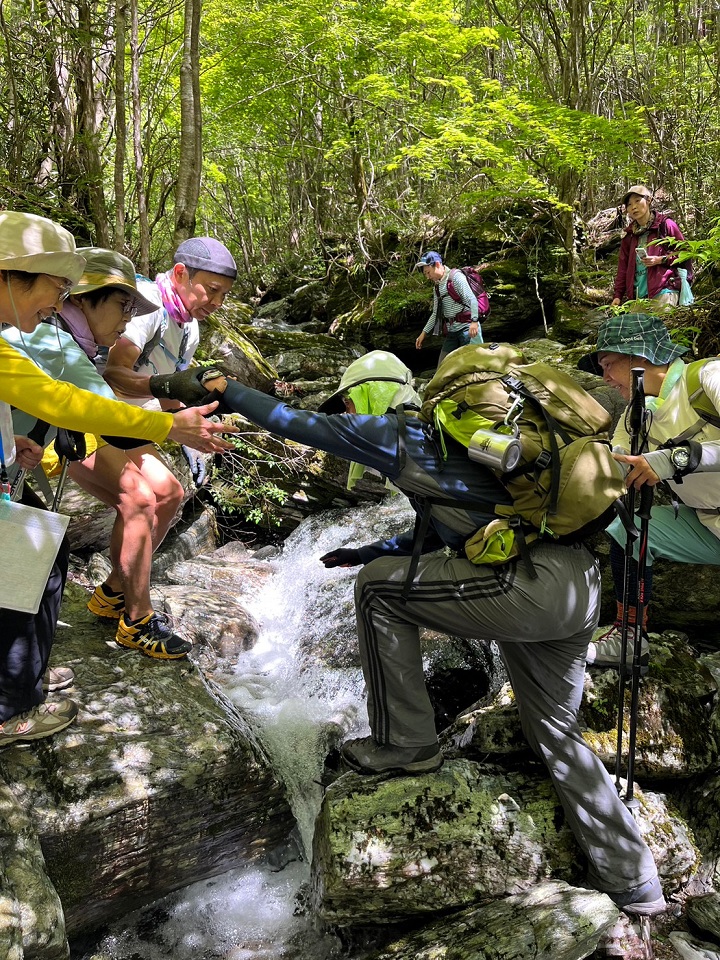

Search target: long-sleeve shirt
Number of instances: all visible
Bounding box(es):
[422,268,478,336]
[612,359,720,541]
[0,338,173,468]
[222,379,511,559]
[613,214,691,303]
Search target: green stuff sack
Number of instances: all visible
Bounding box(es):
[420,342,626,566]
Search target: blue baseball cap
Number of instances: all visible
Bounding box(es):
[174,236,237,280]
[415,251,443,268]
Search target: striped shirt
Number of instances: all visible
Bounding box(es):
[422,267,478,336]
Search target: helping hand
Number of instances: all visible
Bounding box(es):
[319,548,362,568]
[149,367,225,404]
[168,401,239,453]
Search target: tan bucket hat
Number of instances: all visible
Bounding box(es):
[0,211,86,283]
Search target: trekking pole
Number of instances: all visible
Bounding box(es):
[51,429,86,513]
[625,480,653,805]
[614,368,647,802]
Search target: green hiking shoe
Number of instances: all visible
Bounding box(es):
[88,582,125,620]
[341,736,443,775]
[116,612,192,660]
[0,699,79,749]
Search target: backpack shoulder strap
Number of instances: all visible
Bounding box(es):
[133,324,164,372]
[445,268,462,304]
[686,358,720,428]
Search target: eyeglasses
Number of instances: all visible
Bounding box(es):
[44,275,74,304]
[121,298,138,318]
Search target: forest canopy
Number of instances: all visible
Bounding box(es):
[1,0,718,287]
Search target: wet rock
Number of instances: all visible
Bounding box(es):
[364,881,619,960]
[199,312,278,392]
[686,892,720,942]
[581,632,718,778]
[0,779,67,959]
[0,582,292,940]
[670,931,720,960]
[311,757,695,925]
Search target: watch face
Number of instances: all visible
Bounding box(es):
[671,447,690,469]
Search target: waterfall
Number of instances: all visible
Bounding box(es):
[74,495,415,960]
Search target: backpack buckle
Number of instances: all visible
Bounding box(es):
[535,450,552,471]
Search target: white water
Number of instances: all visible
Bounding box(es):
[76,496,414,960]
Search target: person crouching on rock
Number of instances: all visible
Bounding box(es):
[200,350,666,918]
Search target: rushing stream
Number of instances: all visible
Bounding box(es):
[74,496,416,960]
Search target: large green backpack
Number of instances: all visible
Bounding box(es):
[419,342,626,568]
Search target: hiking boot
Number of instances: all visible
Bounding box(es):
[0,699,79,749]
[115,612,192,660]
[87,582,125,620]
[341,736,443,775]
[608,876,666,916]
[43,666,75,693]
[586,622,649,674]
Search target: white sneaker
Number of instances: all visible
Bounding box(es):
[586,623,649,672]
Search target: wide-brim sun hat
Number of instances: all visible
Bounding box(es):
[319,350,419,414]
[577,313,688,376]
[72,247,159,316]
[0,211,86,283]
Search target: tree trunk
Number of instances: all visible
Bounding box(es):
[173,0,203,247]
[114,0,128,252]
[130,0,150,273]
[76,0,110,245]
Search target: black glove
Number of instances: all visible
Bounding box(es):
[181,445,207,487]
[149,367,223,404]
[319,548,363,568]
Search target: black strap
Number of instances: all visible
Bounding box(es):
[400,500,434,603]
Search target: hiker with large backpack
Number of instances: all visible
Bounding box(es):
[612,185,693,309]
[414,251,490,364]
[579,313,720,669]
[205,348,665,917]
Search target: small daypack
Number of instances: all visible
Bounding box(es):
[447,266,490,320]
[418,342,626,572]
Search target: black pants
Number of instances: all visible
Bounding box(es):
[0,487,69,723]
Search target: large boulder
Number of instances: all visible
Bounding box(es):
[442,632,719,779]
[311,757,696,926]
[0,581,292,942]
[364,880,620,960]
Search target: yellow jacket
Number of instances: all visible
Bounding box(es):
[0,339,172,444]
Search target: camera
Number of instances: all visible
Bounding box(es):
[468,426,523,473]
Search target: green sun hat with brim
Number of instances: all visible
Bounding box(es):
[319,350,421,414]
[72,247,159,316]
[0,211,86,283]
[577,313,688,376]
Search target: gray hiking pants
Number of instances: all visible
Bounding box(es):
[354,541,658,893]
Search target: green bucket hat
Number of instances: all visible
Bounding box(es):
[72,247,159,316]
[577,313,688,376]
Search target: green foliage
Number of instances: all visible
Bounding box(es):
[210,435,290,530]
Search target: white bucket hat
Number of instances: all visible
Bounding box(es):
[0,211,86,283]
